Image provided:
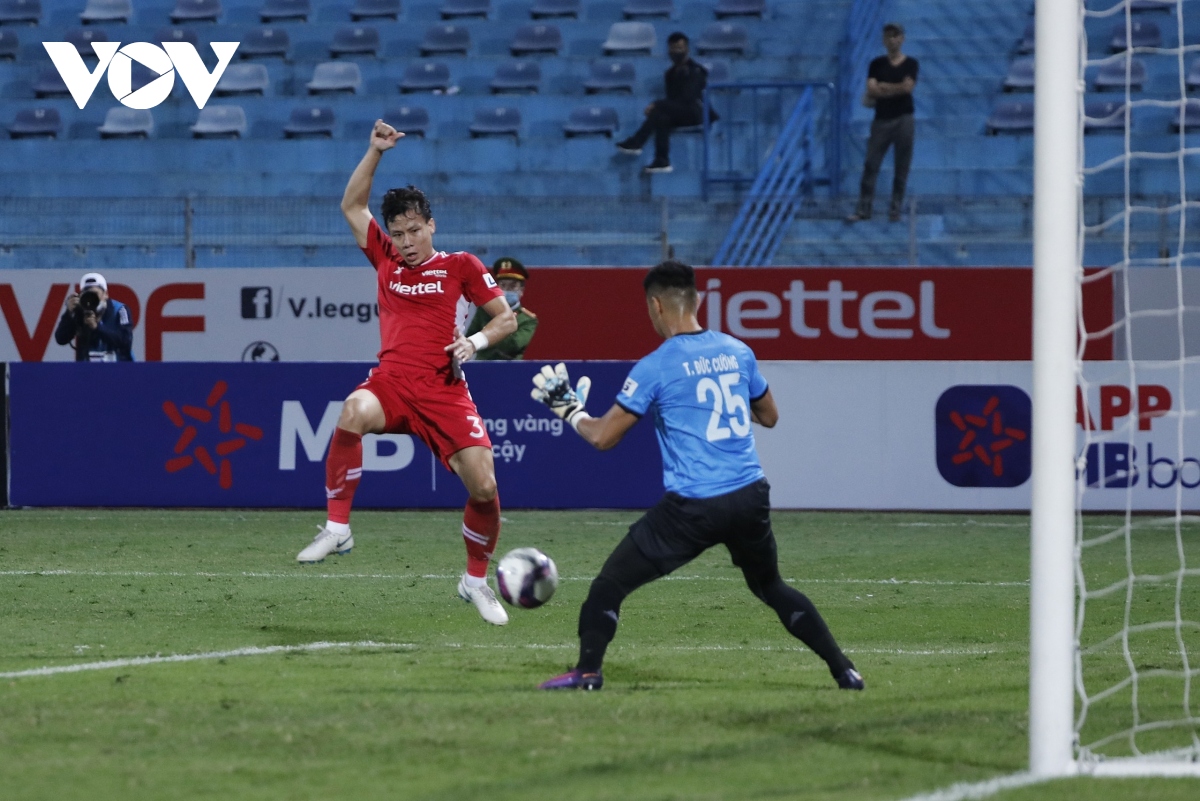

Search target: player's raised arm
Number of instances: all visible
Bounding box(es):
[750,388,779,428]
[341,120,403,249]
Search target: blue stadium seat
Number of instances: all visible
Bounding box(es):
[622,0,670,18]
[1017,21,1034,55]
[260,0,309,22]
[1171,99,1200,132]
[511,24,562,56]
[307,61,362,93]
[1131,0,1176,10]
[33,67,70,97]
[331,26,380,58]
[0,0,40,25]
[284,105,336,137]
[1111,20,1161,51]
[1002,56,1034,91]
[98,107,153,138]
[9,107,62,139]
[470,106,521,137]
[350,0,399,20]
[1187,58,1200,92]
[696,22,749,56]
[699,59,729,83]
[563,105,618,137]
[191,104,246,137]
[491,60,541,93]
[399,61,451,92]
[81,0,131,24]
[714,0,764,18]
[155,26,199,46]
[1084,99,1127,132]
[240,27,289,59]
[214,62,269,95]
[65,28,109,59]
[0,29,17,61]
[603,22,655,55]
[986,98,1034,134]
[530,0,579,19]
[421,24,470,56]
[171,0,221,23]
[1095,57,1146,92]
[584,60,635,93]
[382,105,429,137]
[441,0,488,19]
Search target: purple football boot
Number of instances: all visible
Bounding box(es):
[836,667,865,690]
[538,669,603,690]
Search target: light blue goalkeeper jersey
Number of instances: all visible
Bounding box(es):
[616,329,768,499]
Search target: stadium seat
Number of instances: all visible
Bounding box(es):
[1017,21,1034,55]
[98,107,153,138]
[33,67,70,97]
[399,61,451,92]
[350,0,399,21]
[1095,57,1146,92]
[563,105,619,137]
[510,24,562,56]
[81,0,131,24]
[622,0,671,18]
[260,0,309,22]
[421,24,470,56]
[1002,57,1034,91]
[382,105,429,137]
[1083,99,1127,132]
[0,0,40,25]
[307,61,362,93]
[1171,99,1200,131]
[1187,58,1200,92]
[530,0,578,18]
[190,104,246,137]
[700,59,729,83]
[155,26,199,46]
[986,97,1034,134]
[1110,20,1161,51]
[0,29,17,61]
[1131,0,1176,8]
[584,60,635,93]
[696,22,749,56]
[170,0,221,23]
[602,22,656,55]
[491,60,541,93]
[214,62,269,95]
[284,105,336,137]
[714,0,764,18]
[64,28,109,59]
[470,106,521,137]
[331,26,380,58]
[440,0,488,18]
[240,27,289,59]
[9,107,62,139]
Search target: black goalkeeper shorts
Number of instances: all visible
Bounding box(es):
[627,478,778,579]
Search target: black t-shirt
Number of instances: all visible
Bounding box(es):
[868,55,919,120]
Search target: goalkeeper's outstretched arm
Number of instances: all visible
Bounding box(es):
[574,405,639,451]
[531,362,637,450]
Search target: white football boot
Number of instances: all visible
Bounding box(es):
[457,574,509,626]
[297,526,354,564]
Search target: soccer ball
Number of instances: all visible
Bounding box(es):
[496,547,558,609]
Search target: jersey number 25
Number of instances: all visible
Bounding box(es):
[696,373,752,442]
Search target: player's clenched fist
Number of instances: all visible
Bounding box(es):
[531,363,591,431]
[370,119,403,152]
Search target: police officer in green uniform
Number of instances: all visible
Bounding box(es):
[466,257,539,361]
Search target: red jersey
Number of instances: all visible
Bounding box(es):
[362,218,503,377]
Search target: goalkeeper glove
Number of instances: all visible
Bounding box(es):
[531,363,592,431]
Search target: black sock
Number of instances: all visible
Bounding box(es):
[761,579,853,676]
[576,576,625,673]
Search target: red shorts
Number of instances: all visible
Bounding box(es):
[356,369,492,469]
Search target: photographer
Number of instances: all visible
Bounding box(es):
[54,272,134,361]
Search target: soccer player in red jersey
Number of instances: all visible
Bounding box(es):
[296,120,518,626]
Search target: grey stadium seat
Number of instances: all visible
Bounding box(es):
[307,61,362,94]
[214,62,270,96]
[98,107,154,138]
[602,22,656,55]
[171,0,221,23]
[80,0,132,23]
[191,105,247,137]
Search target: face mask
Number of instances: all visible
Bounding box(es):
[504,290,522,312]
[670,51,687,65]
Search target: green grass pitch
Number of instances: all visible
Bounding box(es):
[1,509,1198,801]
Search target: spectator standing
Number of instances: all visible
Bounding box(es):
[465,257,539,361]
[616,32,709,175]
[847,23,919,223]
[54,272,134,361]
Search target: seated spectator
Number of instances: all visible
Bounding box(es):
[615,31,709,174]
[465,257,538,360]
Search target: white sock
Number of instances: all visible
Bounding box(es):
[325,521,350,536]
[463,573,486,588]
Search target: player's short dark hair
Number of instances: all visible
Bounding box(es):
[883,22,904,36]
[644,261,697,304]
[381,185,432,226]
[667,32,689,46]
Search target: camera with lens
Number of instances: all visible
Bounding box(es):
[77,288,102,316]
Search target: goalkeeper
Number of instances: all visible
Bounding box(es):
[530,260,863,692]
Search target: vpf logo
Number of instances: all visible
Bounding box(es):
[936,385,1031,488]
[42,41,239,109]
[163,380,263,489]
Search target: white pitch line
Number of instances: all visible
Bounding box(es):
[894,772,1046,801]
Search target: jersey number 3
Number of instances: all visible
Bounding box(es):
[696,373,752,442]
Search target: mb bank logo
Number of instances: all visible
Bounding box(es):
[42,41,239,110]
[935,385,1032,488]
